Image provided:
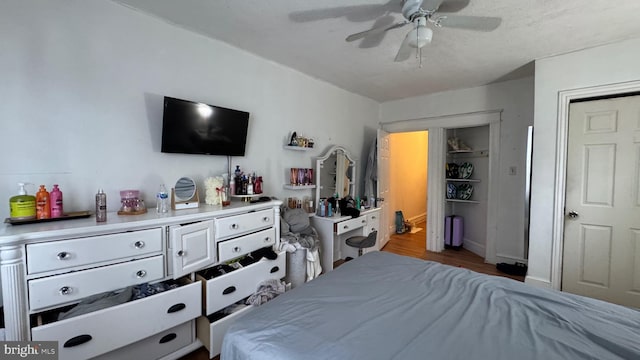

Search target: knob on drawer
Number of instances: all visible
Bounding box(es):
[136,270,147,278]
[233,246,241,253]
[134,240,145,249]
[57,252,70,260]
[176,250,185,257]
[59,286,73,295]
[262,216,270,222]
[230,224,239,230]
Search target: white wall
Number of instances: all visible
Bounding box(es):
[380,77,534,263]
[0,0,379,222]
[527,37,640,287]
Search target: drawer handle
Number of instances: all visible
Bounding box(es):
[233,246,241,253]
[159,333,177,344]
[262,216,270,222]
[57,252,70,260]
[59,286,72,295]
[64,334,92,348]
[230,223,239,230]
[134,240,145,249]
[223,286,236,295]
[343,225,348,229]
[176,250,185,257]
[371,216,376,219]
[167,303,186,313]
[136,270,147,278]
[270,266,280,273]
[264,237,271,242]
[361,219,366,224]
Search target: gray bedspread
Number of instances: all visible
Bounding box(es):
[221,251,640,360]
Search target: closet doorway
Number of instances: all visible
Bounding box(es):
[380,110,501,263]
[388,131,429,239]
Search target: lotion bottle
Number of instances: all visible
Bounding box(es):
[50,184,63,218]
[36,185,51,219]
[9,183,36,220]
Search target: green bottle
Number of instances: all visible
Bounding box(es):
[10,183,36,220]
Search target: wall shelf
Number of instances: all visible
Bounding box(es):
[448,149,488,158]
[446,178,480,182]
[283,184,316,190]
[283,145,313,151]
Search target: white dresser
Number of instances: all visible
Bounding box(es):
[0,200,283,359]
[311,207,380,271]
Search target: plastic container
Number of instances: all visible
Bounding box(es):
[96,189,107,222]
[36,185,51,220]
[50,184,63,218]
[9,183,36,220]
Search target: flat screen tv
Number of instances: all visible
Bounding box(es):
[161,96,250,156]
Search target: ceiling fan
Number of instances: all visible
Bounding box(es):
[345,0,502,64]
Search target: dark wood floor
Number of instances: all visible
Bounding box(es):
[181,221,523,359]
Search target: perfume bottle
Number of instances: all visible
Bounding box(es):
[96,189,107,222]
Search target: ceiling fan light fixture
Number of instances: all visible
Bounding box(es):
[408,26,433,48]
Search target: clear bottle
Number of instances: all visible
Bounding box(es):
[96,189,107,222]
[50,184,63,218]
[157,184,169,214]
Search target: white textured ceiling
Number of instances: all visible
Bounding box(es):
[113,0,640,102]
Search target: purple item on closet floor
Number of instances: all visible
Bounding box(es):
[444,215,463,249]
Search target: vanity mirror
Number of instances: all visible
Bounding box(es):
[315,145,357,207]
[171,176,200,210]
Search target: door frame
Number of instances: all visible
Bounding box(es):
[550,80,640,290]
[381,109,501,262]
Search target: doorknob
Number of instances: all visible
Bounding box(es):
[568,211,579,219]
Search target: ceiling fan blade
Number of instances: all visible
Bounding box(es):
[395,30,415,62]
[359,15,395,49]
[421,0,446,12]
[437,0,471,13]
[346,21,408,42]
[289,1,397,23]
[436,15,502,31]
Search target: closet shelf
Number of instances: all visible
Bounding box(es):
[446,178,480,183]
[283,184,316,190]
[446,199,480,204]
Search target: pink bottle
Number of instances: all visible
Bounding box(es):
[50,184,64,218]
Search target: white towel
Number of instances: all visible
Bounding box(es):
[305,248,322,281]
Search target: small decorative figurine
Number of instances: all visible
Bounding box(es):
[289,131,298,146]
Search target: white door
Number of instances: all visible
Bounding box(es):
[377,129,391,248]
[562,95,640,308]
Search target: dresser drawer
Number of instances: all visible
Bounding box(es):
[367,212,380,233]
[218,228,276,263]
[197,305,254,359]
[31,280,201,360]
[214,209,274,241]
[335,216,367,235]
[28,255,165,311]
[94,321,194,360]
[26,228,163,275]
[197,250,285,315]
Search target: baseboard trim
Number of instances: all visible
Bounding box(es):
[496,253,528,265]
[407,213,426,226]
[462,238,484,258]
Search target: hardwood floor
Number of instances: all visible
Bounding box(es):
[181,221,523,359]
[381,222,525,282]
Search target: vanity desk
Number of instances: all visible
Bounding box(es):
[311,145,380,271]
[0,200,284,359]
[311,208,380,271]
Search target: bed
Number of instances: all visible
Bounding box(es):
[221,251,640,360]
